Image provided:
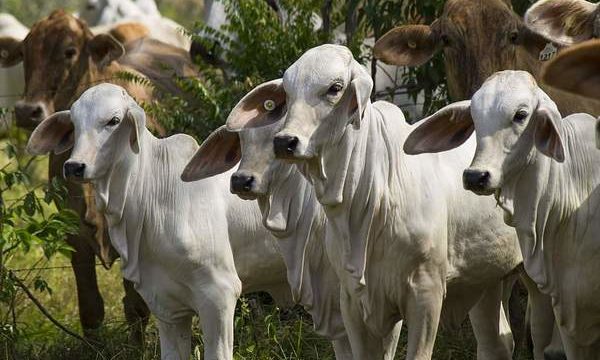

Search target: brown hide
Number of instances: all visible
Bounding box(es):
[374,0,600,116]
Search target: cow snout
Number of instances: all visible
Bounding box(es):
[64,161,86,180]
[463,169,491,193]
[14,101,47,129]
[231,173,255,194]
[273,135,299,159]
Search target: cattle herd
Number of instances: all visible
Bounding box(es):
[4,0,600,359]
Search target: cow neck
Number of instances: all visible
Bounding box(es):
[498,119,600,297]
[92,130,152,284]
[258,162,344,338]
[304,101,410,286]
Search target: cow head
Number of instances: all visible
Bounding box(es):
[182,79,287,200]
[374,0,554,100]
[0,10,125,130]
[27,83,145,182]
[219,45,371,164]
[404,70,564,195]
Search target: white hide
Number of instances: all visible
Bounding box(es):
[28,84,289,360]
[0,13,28,126]
[410,70,600,358]
[80,0,191,50]
[237,124,359,359]
[228,45,523,359]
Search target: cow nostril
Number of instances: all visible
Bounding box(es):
[463,169,491,191]
[231,174,254,193]
[31,106,43,119]
[64,162,86,179]
[243,176,255,191]
[273,135,300,158]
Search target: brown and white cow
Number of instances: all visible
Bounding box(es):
[0,10,197,339]
[373,0,600,117]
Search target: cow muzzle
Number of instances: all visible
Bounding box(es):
[230,172,258,199]
[14,101,48,130]
[462,169,493,195]
[64,161,87,182]
[273,134,299,159]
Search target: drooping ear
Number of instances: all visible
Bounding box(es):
[226,79,286,131]
[181,125,241,182]
[525,0,598,45]
[125,98,146,154]
[403,100,473,155]
[88,34,125,68]
[26,111,74,155]
[346,60,373,129]
[541,39,600,99]
[373,24,441,67]
[533,88,565,162]
[0,36,23,67]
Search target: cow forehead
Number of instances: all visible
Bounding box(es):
[71,84,128,125]
[284,45,352,91]
[26,13,88,49]
[472,71,537,122]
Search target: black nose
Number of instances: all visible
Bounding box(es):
[273,135,299,159]
[463,169,490,192]
[15,102,45,129]
[231,173,255,193]
[64,161,86,179]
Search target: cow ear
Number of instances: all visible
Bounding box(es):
[346,60,373,129]
[125,99,146,154]
[534,89,565,162]
[403,100,473,155]
[26,111,74,155]
[0,37,23,67]
[227,79,286,131]
[88,34,125,68]
[525,0,598,45]
[373,24,441,67]
[542,39,600,99]
[181,125,241,182]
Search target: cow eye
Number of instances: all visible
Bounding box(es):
[64,47,77,59]
[513,109,528,123]
[328,82,344,95]
[106,116,120,126]
[509,31,519,44]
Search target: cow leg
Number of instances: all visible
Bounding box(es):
[382,320,402,360]
[339,288,387,359]
[556,328,599,360]
[331,336,353,360]
[521,273,563,360]
[69,236,104,336]
[469,283,514,360]
[404,268,444,360]
[196,283,238,360]
[122,279,151,345]
[156,316,193,360]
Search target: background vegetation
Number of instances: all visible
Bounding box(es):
[0,0,539,359]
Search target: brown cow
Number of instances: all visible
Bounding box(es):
[373,0,600,118]
[0,10,197,340]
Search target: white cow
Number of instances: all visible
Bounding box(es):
[0,13,28,132]
[79,0,191,50]
[182,121,401,359]
[403,70,600,359]
[26,83,291,360]
[222,44,523,359]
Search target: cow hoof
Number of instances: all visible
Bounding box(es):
[544,349,567,360]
